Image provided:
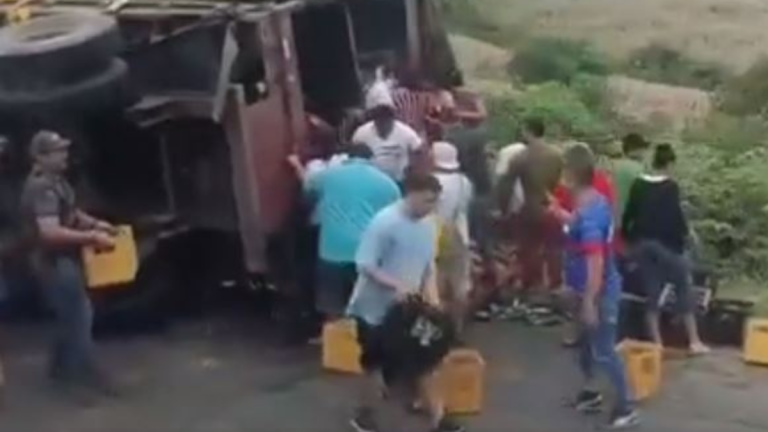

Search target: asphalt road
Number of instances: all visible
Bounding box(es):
[2,312,768,432]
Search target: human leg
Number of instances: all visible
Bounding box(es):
[39,259,96,384]
[592,300,639,428]
[632,241,665,345]
[417,370,465,432]
[351,320,386,432]
[541,212,564,294]
[315,260,353,322]
[657,248,709,353]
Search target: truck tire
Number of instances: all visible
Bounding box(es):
[0,11,121,92]
[0,58,134,118]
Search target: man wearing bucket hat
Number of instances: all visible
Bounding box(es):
[432,141,474,335]
[21,131,117,397]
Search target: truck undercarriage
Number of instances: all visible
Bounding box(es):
[0,0,462,332]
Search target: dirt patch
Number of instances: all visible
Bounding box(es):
[473,0,768,73]
[449,34,517,96]
[449,34,512,81]
[607,75,712,131]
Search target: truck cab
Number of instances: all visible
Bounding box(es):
[0,0,466,326]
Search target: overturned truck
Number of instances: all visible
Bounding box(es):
[0,0,463,324]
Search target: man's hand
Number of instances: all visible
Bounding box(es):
[286,154,302,171]
[88,230,116,250]
[394,285,412,302]
[581,299,599,329]
[94,220,119,236]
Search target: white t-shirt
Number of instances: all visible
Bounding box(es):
[495,143,526,213]
[352,121,423,180]
[434,172,474,246]
[304,154,348,224]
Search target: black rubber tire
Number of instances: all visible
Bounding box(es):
[0,11,121,92]
[0,58,134,118]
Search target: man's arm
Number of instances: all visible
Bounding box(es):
[621,179,641,240]
[669,182,689,237]
[30,186,112,247]
[37,216,101,247]
[579,214,608,327]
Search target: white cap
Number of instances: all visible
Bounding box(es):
[432,141,460,170]
[364,80,395,111]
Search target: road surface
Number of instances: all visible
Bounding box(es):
[2,311,768,432]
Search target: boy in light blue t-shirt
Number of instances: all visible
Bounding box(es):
[347,173,464,432]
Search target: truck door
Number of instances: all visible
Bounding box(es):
[223,11,306,273]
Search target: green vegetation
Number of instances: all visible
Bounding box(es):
[508,38,611,85]
[487,41,767,288]
[486,81,611,149]
[444,5,768,294]
[624,44,728,91]
[717,58,768,117]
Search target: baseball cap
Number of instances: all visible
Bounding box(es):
[432,141,460,171]
[29,131,70,158]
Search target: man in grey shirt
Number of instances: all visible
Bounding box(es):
[21,131,117,396]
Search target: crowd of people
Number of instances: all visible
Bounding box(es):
[290,69,711,432]
[0,65,709,431]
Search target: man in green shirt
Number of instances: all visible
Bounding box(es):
[612,133,650,220]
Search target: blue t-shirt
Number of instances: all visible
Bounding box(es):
[565,191,622,303]
[346,202,437,326]
[307,159,401,263]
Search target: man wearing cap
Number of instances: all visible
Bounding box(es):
[353,94,424,182]
[432,141,474,335]
[21,131,117,395]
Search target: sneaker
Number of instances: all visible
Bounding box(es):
[567,390,603,413]
[473,309,492,322]
[689,342,711,356]
[605,409,640,430]
[432,417,466,432]
[350,409,379,432]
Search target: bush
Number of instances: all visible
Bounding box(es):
[678,114,768,281]
[682,111,767,155]
[717,58,768,117]
[485,82,611,149]
[625,44,727,91]
[508,38,611,85]
[678,146,768,280]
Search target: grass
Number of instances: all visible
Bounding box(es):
[464,0,768,73]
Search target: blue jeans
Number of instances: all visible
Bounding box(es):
[39,258,97,383]
[579,298,633,412]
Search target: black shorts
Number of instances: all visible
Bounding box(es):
[315,260,357,317]
[355,318,400,384]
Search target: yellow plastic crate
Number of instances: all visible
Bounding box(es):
[81,225,138,289]
[744,319,768,366]
[322,319,363,374]
[440,348,485,415]
[618,340,662,401]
